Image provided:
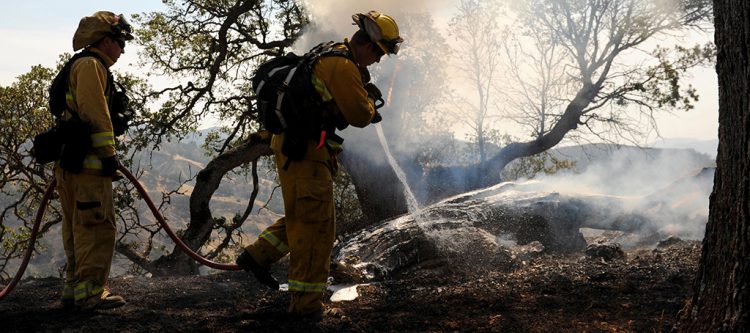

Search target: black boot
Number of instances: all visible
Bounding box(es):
[236,251,279,290]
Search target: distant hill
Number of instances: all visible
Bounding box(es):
[549,143,715,177]
[650,137,718,158]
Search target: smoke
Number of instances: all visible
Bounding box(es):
[292,1,714,242]
[296,0,454,51]
[293,0,459,171]
[523,146,714,240]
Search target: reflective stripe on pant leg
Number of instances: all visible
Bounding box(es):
[245,217,290,267]
[288,279,327,292]
[259,230,289,253]
[73,280,103,302]
[62,282,75,301]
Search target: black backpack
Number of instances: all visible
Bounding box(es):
[251,42,351,160]
[32,51,134,169]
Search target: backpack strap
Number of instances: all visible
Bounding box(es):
[317,41,355,63]
[273,42,353,134]
[273,64,300,130]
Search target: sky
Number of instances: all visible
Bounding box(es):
[0,1,165,80]
[0,1,719,142]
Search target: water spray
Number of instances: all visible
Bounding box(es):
[378,60,421,215]
[374,123,420,215]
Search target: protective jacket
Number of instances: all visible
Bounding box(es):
[245,41,376,315]
[62,47,117,174]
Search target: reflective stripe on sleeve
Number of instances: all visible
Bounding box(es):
[259,230,289,254]
[91,131,115,148]
[83,154,103,170]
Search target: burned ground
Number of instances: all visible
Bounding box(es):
[1,239,699,332]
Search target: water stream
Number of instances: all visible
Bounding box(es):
[374,124,421,216]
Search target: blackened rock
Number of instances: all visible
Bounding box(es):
[657,235,684,248]
[585,242,625,261]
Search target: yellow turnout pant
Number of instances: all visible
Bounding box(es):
[245,152,335,315]
[55,165,116,305]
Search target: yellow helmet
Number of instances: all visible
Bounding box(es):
[352,11,404,55]
[73,11,134,51]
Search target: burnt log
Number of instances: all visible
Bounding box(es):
[335,175,710,279]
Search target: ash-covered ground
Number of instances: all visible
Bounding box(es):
[1,236,699,333]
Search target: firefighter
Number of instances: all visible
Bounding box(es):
[56,11,133,311]
[236,11,403,319]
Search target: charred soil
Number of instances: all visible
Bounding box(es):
[1,240,699,332]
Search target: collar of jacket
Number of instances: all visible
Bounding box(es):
[84,47,115,68]
[343,39,364,69]
[342,39,371,83]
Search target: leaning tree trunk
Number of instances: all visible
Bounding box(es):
[343,83,597,217]
[678,1,749,330]
[148,132,273,275]
[418,84,600,203]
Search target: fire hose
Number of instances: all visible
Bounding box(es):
[1,165,240,300]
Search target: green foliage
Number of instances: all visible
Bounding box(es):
[496,134,575,181]
[0,64,59,274]
[640,43,716,111]
[132,0,307,152]
[501,151,577,181]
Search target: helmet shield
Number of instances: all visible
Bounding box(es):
[111,14,134,41]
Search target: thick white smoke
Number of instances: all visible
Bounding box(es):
[295,0,453,51]
[294,1,714,242]
[529,146,714,240]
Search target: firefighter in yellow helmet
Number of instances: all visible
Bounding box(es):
[236,11,403,319]
[56,11,133,311]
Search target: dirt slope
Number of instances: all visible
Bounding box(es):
[0,240,699,333]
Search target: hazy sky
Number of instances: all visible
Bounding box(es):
[0,1,718,142]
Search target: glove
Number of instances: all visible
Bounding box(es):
[371,111,383,124]
[101,156,120,178]
[364,83,385,109]
[364,83,382,100]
